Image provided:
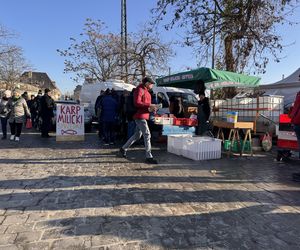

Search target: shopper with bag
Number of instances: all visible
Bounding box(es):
[290,91,300,181]
[6,89,31,142]
[0,90,11,139]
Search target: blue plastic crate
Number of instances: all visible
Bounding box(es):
[162,125,196,136]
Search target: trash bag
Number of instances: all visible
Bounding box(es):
[262,133,272,151]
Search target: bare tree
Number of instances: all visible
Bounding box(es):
[57,19,122,83]
[152,0,299,97]
[0,46,31,89]
[0,24,18,57]
[58,19,174,84]
[126,28,174,82]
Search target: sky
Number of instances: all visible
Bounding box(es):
[1,0,300,94]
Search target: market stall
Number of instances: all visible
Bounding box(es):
[155,67,261,160]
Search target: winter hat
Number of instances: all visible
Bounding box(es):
[3,90,11,98]
[142,76,156,85]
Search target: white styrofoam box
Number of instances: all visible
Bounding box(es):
[167,134,193,156]
[181,136,222,161]
[154,117,174,125]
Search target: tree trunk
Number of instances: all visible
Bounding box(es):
[223,36,237,98]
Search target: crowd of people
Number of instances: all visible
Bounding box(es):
[0,77,212,164]
[0,88,55,141]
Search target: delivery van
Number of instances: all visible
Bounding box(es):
[79,79,198,117]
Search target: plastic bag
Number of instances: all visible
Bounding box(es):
[262,133,272,151]
[26,118,32,129]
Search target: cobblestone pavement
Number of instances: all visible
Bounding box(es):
[0,131,300,250]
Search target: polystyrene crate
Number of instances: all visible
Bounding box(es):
[154,117,174,125]
[181,137,222,161]
[167,134,193,156]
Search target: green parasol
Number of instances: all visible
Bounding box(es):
[156,67,260,89]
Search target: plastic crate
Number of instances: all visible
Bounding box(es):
[167,134,193,156]
[224,140,251,152]
[279,114,291,124]
[277,139,299,150]
[181,136,222,161]
[162,125,196,136]
[173,118,198,126]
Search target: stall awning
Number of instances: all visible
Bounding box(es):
[156,67,260,89]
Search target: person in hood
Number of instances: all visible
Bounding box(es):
[0,90,11,139]
[100,89,118,145]
[120,77,159,164]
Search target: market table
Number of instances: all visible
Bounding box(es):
[213,120,254,157]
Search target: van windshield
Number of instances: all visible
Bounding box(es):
[166,92,198,105]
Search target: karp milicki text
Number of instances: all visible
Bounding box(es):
[57,105,83,124]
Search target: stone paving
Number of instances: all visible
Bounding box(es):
[0,131,300,249]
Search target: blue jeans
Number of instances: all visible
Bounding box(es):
[0,117,8,137]
[294,125,300,158]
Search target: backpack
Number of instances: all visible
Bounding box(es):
[125,88,144,120]
[125,89,137,119]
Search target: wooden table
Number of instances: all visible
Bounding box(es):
[213,120,254,157]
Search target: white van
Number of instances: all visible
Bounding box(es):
[79,80,198,116]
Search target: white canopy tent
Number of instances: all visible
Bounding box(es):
[260,68,300,107]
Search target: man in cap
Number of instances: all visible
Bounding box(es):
[40,88,54,138]
[120,76,159,164]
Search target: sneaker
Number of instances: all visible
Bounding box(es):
[10,135,15,141]
[1,136,6,140]
[109,142,115,145]
[14,137,20,142]
[103,143,109,146]
[145,158,158,164]
[119,148,127,158]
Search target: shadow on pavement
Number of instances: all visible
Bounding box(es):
[1,187,300,211]
[43,204,300,249]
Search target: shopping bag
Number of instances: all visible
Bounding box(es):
[26,118,32,129]
[262,132,272,151]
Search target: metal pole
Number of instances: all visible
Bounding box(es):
[121,0,128,82]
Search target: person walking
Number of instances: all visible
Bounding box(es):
[40,88,54,138]
[120,77,159,164]
[7,89,31,142]
[0,90,11,139]
[100,89,119,145]
[290,91,300,181]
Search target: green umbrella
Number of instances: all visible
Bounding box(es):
[156,67,260,89]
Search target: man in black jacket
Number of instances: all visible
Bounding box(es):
[194,80,211,135]
[40,88,54,138]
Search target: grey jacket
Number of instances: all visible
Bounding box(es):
[7,97,31,123]
[0,98,9,118]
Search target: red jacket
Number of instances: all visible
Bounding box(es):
[291,91,300,125]
[133,84,151,120]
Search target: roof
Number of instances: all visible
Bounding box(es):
[20,72,57,90]
[272,68,300,85]
[156,67,260,89]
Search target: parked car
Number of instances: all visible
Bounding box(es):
[52,100,93,132]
